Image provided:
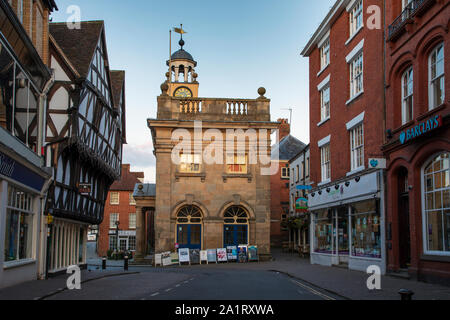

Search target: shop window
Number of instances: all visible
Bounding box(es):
[226,154,247,174]
[350,124,364,171]
[4,185,34,263]
[314,209,333,254]
[429,43,445,110]
[402,67,414,125]
[109,235,117,251]
[423,153,450,253]
[350,200,381,258]
[128,236,136,251]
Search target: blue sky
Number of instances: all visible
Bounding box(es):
[50,0,335,182]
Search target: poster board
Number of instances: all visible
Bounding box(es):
[162,252,172,266]
[238,245,248,263]
[200,250,208,264]
[207,249,217,264]
[170,253,179,265]
[190,249,200,265]
[178,248,190,265]
[154,254,162,267]
[248,245,259,262]
[227,246,238,261]
[217,248,228,262]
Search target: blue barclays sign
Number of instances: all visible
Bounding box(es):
[296,185,312,190]
[0,151,46,192]
[399,115,442,145]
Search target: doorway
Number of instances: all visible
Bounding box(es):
[177,224,202,250]
[398,167,411,269]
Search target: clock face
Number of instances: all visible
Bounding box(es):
[174,87,192,98]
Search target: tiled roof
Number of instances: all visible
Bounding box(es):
[49,21,104,78]
[272,135,307,161]
[110,165,144,191]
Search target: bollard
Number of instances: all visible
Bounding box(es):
[102,257,106,270]
[124,256,129,271]
[399,289,414,301]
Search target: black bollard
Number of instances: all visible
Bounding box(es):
[102,257,106,270]
[399,289,414,301]
[124,256,129,271]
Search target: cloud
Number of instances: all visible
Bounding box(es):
[122,142,156,168]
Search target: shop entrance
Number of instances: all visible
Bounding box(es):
[398,167,411,269]
[336,207,349,264]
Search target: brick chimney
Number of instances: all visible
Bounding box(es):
[277,118,290,141]
[122,164,131,173]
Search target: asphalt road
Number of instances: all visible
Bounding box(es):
[47,267,340,300]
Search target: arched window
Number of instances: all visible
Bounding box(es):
[401,67,413,125]
[176,205,202,224]
[224,206,249,224]
[428,43,445,110]
[423,153,450,253]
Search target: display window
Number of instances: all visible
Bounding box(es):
[314,209,334,254]
[350,200,381,258]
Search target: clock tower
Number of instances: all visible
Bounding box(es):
[166,33,199,98]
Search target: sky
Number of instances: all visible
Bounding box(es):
[50,0,336,182]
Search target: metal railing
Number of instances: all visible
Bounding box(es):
[388,0,432,39]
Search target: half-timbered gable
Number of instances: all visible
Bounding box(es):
[45,21,125,226]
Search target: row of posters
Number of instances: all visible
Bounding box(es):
[154,246,259,266]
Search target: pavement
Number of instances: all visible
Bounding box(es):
[0,248,449,300]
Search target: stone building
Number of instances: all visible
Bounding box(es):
[139,35,278,259]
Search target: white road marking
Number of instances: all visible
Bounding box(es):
[165,288,172,292]
[151,292,160,297]
[175,284,180,287]
[291,280,336,301]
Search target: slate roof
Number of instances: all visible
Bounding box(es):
[271,135,307,161]
[133,183,156,198]
[110,70,125,107]
[171,49,195,62]
[49,21,104,78]
[110,165,144,191]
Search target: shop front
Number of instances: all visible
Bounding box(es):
[308,170,386,274]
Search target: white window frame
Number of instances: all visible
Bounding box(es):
[17,0,24,22]
[349,0,363,37]
[129,213,136,230]
[110,192,119,205]
[320,144,331,183]
[110,213,119,229]
[402,67,414,125]
[350,124,364,171]
[281,167,290,179]
[349,52,364,100]
[428,43,445,110]
[320,39,330,70]
[320,85,330,122]
[421,152,450,256]
[129,192,136,205]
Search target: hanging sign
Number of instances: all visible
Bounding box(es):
[399,114,442,144]
[178,248,190,264]
[207,249,217,263]
[296,197,308,213]
[227,246,238,261]
[200,250,208,264]
[217,248,228,262]
[78,183,92,196]
[248,246,259,262]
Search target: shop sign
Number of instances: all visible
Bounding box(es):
[0,151,45,192]
[369,158,386,169]
[399,115,442,145]
[78,183,92,196]
[108,230,136,236]
[295,197,308,213]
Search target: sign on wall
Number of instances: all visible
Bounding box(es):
[399,115,442,145]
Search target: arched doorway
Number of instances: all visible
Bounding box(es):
[397,167,411,269]
[223,206,249,247]
[176,205,203,250]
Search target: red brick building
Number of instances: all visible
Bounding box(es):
[383,0,450,284]
[302,0,387,273]
[97,164,144,257]
[270,119,306,247]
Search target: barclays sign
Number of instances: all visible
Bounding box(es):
[399,115,442,145]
